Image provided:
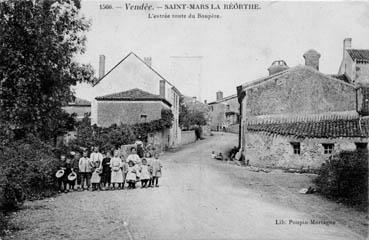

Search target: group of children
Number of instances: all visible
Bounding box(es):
[56,145,163,192]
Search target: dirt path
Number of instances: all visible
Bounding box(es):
[6,133,367,240]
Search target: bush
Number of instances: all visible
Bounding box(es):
[314,150,368,210]
[0,134,60,211]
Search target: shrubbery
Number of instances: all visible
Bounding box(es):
[69,109,173,152]
[0,135,60,211]
[314,150,368,210]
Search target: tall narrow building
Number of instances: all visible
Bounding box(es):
[169,56,203,101]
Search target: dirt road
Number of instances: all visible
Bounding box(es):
[6,133,367,240]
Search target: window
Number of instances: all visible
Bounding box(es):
[226,104,230,110]
[355,142,368,153]
[322,143,334,154]
[291,142,301,155]
[140,114,147,122]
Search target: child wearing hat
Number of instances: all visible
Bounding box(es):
[110,150,123,189]
[126,160,137,189]
[63,157,74,192]
[56,154,67,193]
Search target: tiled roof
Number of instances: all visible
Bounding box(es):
[208,94,237,105]
[347,49,369,61]
[95,88,171,106]
[247,117,369,139]
[329,74,350,83]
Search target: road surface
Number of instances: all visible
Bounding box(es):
[6,133,367,240]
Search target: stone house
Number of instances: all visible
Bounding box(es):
[237,46,369,169]
[89,52,181,147]
[95,88,173,149]
[62,97,91,120]
[208,91,239,132]
[338,38,369,85]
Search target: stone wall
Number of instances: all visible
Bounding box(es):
[180,130,196,145]
[244,131,360,169]
[244,67,356,117]
[96,100,169,127]
[209,96,239,130]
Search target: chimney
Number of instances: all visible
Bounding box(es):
[268,60,289,76]
[343,38,352,57]
[303,49,321,71]
[216,91,223,101]
[159,80,166,98]
[204,100,207,104]
[99,55,105,79]
[144,57,152,67]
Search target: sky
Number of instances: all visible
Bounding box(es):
[74,1,369,102]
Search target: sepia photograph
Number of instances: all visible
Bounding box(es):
[0,0,368,239]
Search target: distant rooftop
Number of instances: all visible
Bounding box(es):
[95,88,171,106]
[347,49,369,62]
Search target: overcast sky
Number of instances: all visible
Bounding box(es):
[75,1,369,102]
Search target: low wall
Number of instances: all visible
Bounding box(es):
[227,124,239,134]
[180,130,196,145]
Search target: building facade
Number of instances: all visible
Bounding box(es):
[87,52,181,147]
[338,38,369,85]
[237,45,369,169]
[208,91,239,132]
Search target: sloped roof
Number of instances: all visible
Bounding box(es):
[208,94,238,105]
[347,49,369,61]
[329,74,350,83]
[247,117,369,139]
[95,88,171,106]
[241,65,354,90]
[68,97,91,106]
[93,52,181,95]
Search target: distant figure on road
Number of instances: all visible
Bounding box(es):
[215,152,223,160]
[151,153,162,187]
[211,151,216,159]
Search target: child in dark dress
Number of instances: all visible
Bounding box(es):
[101,151,112,190]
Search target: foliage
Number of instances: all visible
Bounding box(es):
[0,135,60,211]
[69,109,174,152]
[179,97,207,130]
[314,150,368,211]
[0,0,95,141]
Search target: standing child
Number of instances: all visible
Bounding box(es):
[126,161,137,189]
[101,151,112,190]
[151,153,162,187]
[144,152,154,187]
[110,150,123,189]
[139,158,150,188]
[64,156,74,191]
[79,151,92,191]
[90,157,102,191]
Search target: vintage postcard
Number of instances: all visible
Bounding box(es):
[0,0,368,239]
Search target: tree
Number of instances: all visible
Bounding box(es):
[0,0,96,141]
[179,97,207,130]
